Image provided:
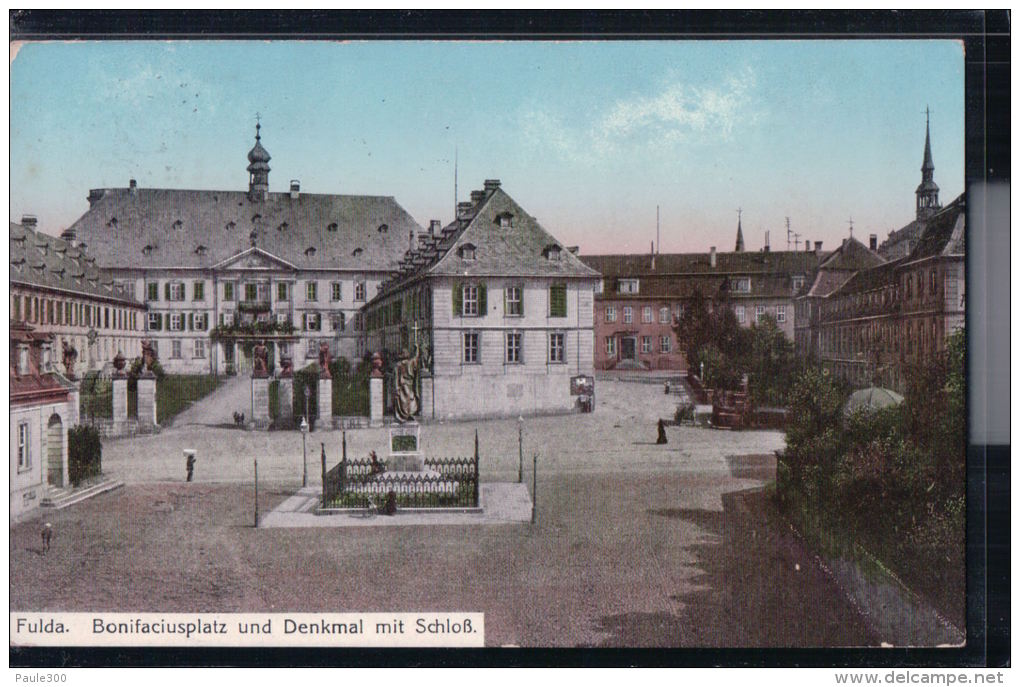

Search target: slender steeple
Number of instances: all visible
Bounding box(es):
[247,115,271,201]
[915,107,940,221]
[734,208,745,252]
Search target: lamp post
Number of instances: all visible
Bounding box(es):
[304,384,312,429]
[517,416,524,483]
[300,415,309,488]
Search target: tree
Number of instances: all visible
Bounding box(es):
[747,315,797,406]
[673,286,749,388]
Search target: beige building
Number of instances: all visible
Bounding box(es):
[363,180,600,420]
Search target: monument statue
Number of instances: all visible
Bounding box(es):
[112,350,127,375]
[140,338,158,371]
[61,341,78,380]
[279,355,294,377]
[252,340,269,377]
[394,344,422,423]
[318,342,332,379]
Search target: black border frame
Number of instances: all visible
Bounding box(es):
[8,8,1010,669]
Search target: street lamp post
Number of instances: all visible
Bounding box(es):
[304,385,312,429]
[517,416,524,483]
[300,415,309,488]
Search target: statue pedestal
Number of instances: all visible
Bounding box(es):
[251,376,270,430]
[112,376,128,425]
[387,423,423,471]
[277,376,294,427]
[369,376,384,428]
[137,374,157,427]
[318,377,333,427]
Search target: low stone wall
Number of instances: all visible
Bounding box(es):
[89,418,161,439]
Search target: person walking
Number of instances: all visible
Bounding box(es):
[656,418,668,445]
[41,523,53,553]
[186,454,196,482]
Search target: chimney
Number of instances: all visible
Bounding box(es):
[470,190,485,205]
[869,234,878,251]
[21,215,37,229]
[483,179,501,193]
[129,178,138,194]
[87,189,105,207]
[429,220,441,236]
[60,228,76,245]
[710,246,717,268]
[290,180,300,199]
[651,241,656,270]
[814,241,823,253]
[457,202,474,220]
[805,241,811,253]
[764,230,770,252]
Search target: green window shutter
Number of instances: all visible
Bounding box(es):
[452,281,462,316]
[478,283,487,314]
[550,284,567,317]
[155,314,163,331]
[188,313,194,330]
[164,283,171,301]
[519,286,525,317]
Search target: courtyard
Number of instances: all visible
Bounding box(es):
[9,380,877,647]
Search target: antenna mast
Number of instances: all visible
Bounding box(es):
[453,146,458,220]
[656,205,660,255]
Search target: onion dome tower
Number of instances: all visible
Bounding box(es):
[247,119,271,201]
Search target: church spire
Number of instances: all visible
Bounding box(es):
[734,208,745,252]
[247,115,271,201]
[915,107,940,221]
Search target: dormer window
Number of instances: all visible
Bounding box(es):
[352,247,363,257]
[305,246,317,257]
[730,277,751,293]
[617,279,639,294]
[107,217,118,228]
[251,213,262,224]
[78,243,88,252]
[36,243,48,256]
[495,212,514,228]
[543,244,562,261]
[377,224,388,233]
[277,222,289,232]
[328,222,338,233]
[142,245,153,256]
[226,221,236,231]
[172,219,183,230]
[52,268,65,280]
[195,245,207,256]
[458,243,477,261]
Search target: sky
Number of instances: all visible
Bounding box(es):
[10,40,965,255]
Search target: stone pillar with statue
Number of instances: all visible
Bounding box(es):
[137,338,158,428]
[250,339,270,430]
[111,351,128,427]
[369,351,384,428]
[277,354,294,427]
[317,342,333,428]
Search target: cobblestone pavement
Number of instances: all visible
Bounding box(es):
[10,380,879,647]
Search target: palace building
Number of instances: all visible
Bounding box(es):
[63,124,425,375]
[362,180,600,420]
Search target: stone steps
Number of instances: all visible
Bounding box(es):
[40,478,124,510]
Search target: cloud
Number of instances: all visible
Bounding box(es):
[521,66,758,162]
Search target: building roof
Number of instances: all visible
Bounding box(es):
[907,193,965,261]
[10,221,142,306]
[66,187,424,272]
[801,236,887,298]
[877,218,925,258]
[375,180,599,297]
[835,258,904,296]
[581,249,821,278]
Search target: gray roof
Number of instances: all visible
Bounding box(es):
[376,181,600,296]
[907,193,965,261]
[581,250,822,277]
[10,221,142,306]
[66,187,424,272]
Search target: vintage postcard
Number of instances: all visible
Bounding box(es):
[9,27,979,663]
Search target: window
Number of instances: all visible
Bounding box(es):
[148,313,162,330]
[167,282,185,301]
[193,313,209,331]
[673,303,684,321]
[659,306,670,324]
[305,281,318,302]
[355,281,366,301]
[605,337,616,356]
[731,278,751,293]
[549,332,565,363]
[505,331,522,364]
[641,336,652,354]
[194,339,206,358]
[223,282,235,301]
[623,306,633,324]
[193,281,205,301]
[792,276,805,292]
[303,312,322,331]
[277,282,289,301]
[660,335,672,353]
[459,245,476,260]
[755,305,766,323]
[171,340,182,359]
[169,314,184,331]
[462,284,479,316]
[618,279,639,294]
[929,269,937,295]
[147,283,159,301]
[642,306,653,323]
[776,305,787,323]
[735,305,745,324]
[463,331,479,363]
[219,312,234,327]
[17,422,30,471]
[505,286,523,316]
[497,213,513,228]
[549,284,567,318]
[331,282,342,302]
[605,305,616,323]
[331,313,346,332]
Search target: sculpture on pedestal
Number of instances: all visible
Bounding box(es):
[252,340,269,377]
[279,355,294,378]
[394,344,422,423]
[318,342,332,378]
[61,341,78,380]
[112,350,127,376]
[140,338,158,372]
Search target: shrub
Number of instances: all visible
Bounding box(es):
[293,364,319,424]
[68,424,102,486]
